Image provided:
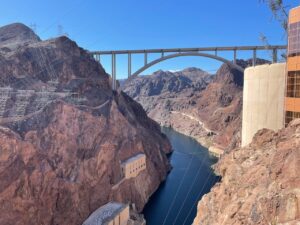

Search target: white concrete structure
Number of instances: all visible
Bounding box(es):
[121,153,146,179]
[82,202,129,225]
[242,63,286,146]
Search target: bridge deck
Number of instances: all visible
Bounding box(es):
[90,45,287,55]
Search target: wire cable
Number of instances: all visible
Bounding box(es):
[161,153,194,225]
[172,151,212,225]
[181,162,219,225]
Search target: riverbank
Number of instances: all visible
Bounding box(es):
[168,123,224,157]
[158,111,225,157]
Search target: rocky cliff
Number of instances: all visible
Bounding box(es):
[0,23,171,225]
[193,119,300,225]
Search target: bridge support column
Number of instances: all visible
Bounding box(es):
[144,52,148,66]
[112,54,116,90]
[233,50,237,64]
[253,49,257,67]
[272,49,278,63]
[95,54,100,63]
[161,51,164,58]
[128,53,132,78]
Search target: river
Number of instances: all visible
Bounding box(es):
[143,127,220,225]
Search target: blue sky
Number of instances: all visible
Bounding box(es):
[1,0,299,78]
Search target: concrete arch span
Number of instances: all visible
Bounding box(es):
[130,52,245,78]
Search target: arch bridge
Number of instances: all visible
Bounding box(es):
[90,45,286,90]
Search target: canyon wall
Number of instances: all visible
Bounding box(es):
[193,119,300,225]
[0,23,171,225]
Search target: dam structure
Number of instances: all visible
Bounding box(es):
[82,202,130,225]
[242,5,300,146]
[242,63,286,146]
[121,153,146,179]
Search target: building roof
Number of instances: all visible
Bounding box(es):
[121,153,145,165]
[82,202,128,225]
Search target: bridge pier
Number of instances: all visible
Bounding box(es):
[128,53,132,78]
[94,54,100,63]
[233,50,237,64]
[253,49,257,66]
[144,52,148,66]
[112,54,116,90]
[272,49,278,63]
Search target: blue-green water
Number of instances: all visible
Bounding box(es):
[143,127,220,225]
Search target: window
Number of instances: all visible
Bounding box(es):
[286,71,300,98]
[285,111,300,126]
[285,111,293,126]
[288,22,300,55]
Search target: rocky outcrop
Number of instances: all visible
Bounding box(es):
[184,62,245,150]
[0,23,40,50]
[193,119,300,225]
[0,23,171,225]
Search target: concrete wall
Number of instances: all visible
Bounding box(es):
[107,205,129,225]
[83,202,129,225]
[122,154,146,179]
[242,63,286,146]
[119,206,130,225]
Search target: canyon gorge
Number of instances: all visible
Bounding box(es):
[123,59,300,224]
[0,21,299,225]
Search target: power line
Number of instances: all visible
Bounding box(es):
[162,154,194,225]
[171,151,211,225]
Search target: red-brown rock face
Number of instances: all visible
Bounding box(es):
[0,23,171,225]
[193,119,300,225]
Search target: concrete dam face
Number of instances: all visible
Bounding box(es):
[242,63,286,146]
